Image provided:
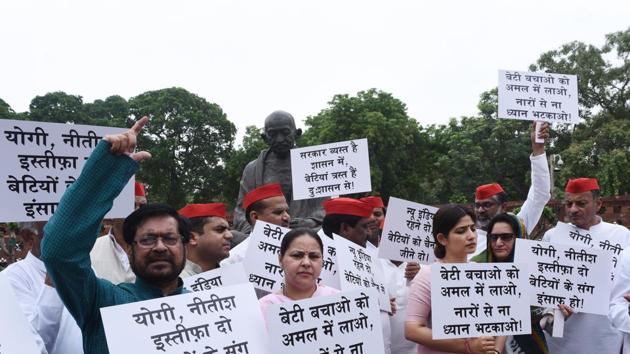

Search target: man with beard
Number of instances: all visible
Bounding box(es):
[41,117,190,354]
[471,122,551,257]
[232,111,327,234]
[544,178,630,354]
[178,203,232,277]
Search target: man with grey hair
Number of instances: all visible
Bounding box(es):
[232,110,327,237]
[1,222,82,354]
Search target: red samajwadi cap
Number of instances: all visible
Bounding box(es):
[323,198,372,218]
[360,196,385,209]
[178,203,227,219]
[475,183,505,200]
[243,183,284,210]
[565,178,600,193]
[135,182,146,197]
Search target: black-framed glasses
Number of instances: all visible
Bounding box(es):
[474,201,498,209]
[488,233,515,242]
[133,233,181,248]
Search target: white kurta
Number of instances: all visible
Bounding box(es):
[2,252,83,354]
[220,237,249,266]
[610,245,630,354]
[382,260,418,354]
[543,220,630,354]
[90,233,135,284]
[471,153,551,258]
[180,259,203,278]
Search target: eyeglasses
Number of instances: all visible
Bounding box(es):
[488,233,515,242]
[474,201,497,210]
[133,233,182,248]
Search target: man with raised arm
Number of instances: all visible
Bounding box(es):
[41,117,192,354]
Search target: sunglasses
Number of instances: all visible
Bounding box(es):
[488,233,515,242]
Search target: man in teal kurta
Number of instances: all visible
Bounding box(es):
[41,117,190,354]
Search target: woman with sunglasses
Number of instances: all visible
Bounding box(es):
[471,213,571,354]
[405,204,504,354]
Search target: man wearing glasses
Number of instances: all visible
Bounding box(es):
[41,117,191,354]
[471,122,551,257]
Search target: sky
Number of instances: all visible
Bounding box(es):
[1,0,629,143]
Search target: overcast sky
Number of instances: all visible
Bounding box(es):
[2,0,628,143]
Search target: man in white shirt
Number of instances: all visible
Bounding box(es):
[2,222,82,354]
[472,122,551,257]
[544,178,630,354]
[178,203,232,277]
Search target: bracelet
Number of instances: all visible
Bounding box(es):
[464,339,472,354]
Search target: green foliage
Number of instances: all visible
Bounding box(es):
[29,91,91,124]
[222,126,268,208]
[301,89,434,203]
[0,98,16,119]
[129,87,236,207]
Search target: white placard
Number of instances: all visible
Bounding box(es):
[431,263,531,339]
[514,238,613,315]
[0,119,132,222]
[290,138,371,200]
[498,70,579,124]
[101,283,268,354]
[183,263,248,292]
[545,221,629,281]
[267,288,384,354]
[378,197,438,264]
[0,273,41,354]
[334,235,390,312]
[318,230,341,290]
[243,221,289,293]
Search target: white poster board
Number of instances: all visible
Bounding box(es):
[498,70,579,124]
[0,119,132,222]
[514,239,613,315]
[431,263,531,339]
[290,139,371,200]
[318,230,341,290]
[101,283,268,354]
[183,263,248,292]
[0,272,49,354]
[266,288,384,354]
[545,221,629,281]
[334,235,390,312]
[243,221,289,293]
[378,197,438,264]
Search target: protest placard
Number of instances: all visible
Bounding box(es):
[183,263,248,292]
[243,220,289,293]
[0,273,43,354]
[0,119,131,222]
[291,139,371,200]
[101,283,268,354]
[498,70,579,124]
[514,238,613,315]
[431,262,531,339]
[317,229,340,290]
[544,221,629,281]
[378,197,438,264]
[334,235,390,312]
[266,288,384,354]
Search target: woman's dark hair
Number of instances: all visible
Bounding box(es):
[433,204,476,259]
[487,213,522,262]
[279,227,324,257]
[321,214,362,237]
[123,203,191,245]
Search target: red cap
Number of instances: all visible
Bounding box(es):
[360,196,385,209]
[323,198,372,218]
[178,203,227,219]
[135,182,146,197]
[475,183,505,200]
[565,178,600,193]
[243,183,284,211]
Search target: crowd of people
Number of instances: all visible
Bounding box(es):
[2,114,630,354]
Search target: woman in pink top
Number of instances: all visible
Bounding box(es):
[405,205,505,354]
[259,228,339,323]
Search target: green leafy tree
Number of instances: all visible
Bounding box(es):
[129,87,236,207]
[84,95,130,127]
[28,91,91,124]
[0,98,17,119]
[301,89,434,203]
